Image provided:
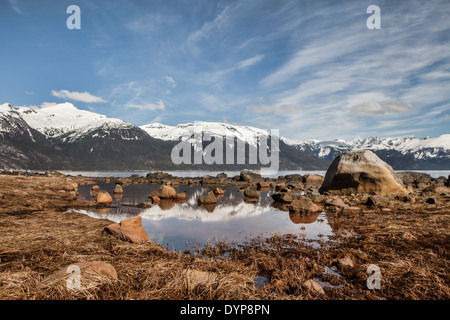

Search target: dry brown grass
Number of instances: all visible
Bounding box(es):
[0,174,449,300]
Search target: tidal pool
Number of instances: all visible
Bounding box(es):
[74,182,334,252]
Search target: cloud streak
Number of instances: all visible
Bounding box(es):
[51,90,106,103]
[127,101,166,111]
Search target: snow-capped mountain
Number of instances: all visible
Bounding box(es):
[282,135,450,169]
[14,103,141,143]
[140,122,272,147]
[1,101,448,170]
[140,121,327,170]
[0,102,177,170]
[0,103,39,141]
[0,103,72,169]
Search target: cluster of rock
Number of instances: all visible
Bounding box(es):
[268,150,449,217]
[76,150,450,217]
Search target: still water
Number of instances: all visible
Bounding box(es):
[74,181,334,252]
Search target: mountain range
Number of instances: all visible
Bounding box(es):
[282,135,450,170]
[0,102,449,171]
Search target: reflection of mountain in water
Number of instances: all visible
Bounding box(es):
[73,182,334,252]
[141,201,272,222]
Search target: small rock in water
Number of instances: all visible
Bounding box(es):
[149,195,160,204]
[149,185,176,199]
[97,190,113,204]
[175,193,186,200]
[198,191,217,204]
[271,192,294,203]
[244,189,260,198]
[288,198,320,214]
[113,184,124,194]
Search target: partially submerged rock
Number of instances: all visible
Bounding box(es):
[198,191,217,204]
[149,185,176,199]
[244,189,260,198]
[288,197,320,214]
[319,150,408,196]
[271,192,295,203]
[213,187,225,195]
[175,192,186,201]
[113,184,124,194]
[96,190,113,204]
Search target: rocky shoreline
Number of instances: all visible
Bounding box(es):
[0,151,449,300]
[1,165,448,216]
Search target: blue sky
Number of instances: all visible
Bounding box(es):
[1,0,449,140]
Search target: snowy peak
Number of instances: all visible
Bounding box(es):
[14,103,130,139]
[140,121,272,147]
[282,135,450,161]
[0,103,38,141]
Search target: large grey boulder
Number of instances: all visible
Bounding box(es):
[319,150,408,196]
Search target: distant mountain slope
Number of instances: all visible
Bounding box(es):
[282,135,450,169]
[1,103,330,170]
[0,104,71,169]
[140,121,330,170]
[2,102,448,170]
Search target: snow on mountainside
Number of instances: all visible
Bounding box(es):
[140,122,272,147]
[14,103,133,140]
[0,103,39,141]
[282,135,450,161]
[2,101,449,169]
[0,102,146,143]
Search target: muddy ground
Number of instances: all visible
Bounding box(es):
[0,172,448,300]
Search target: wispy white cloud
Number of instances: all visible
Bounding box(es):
[247,103,297,116]
[203,54,265,83]
[127,101,166,111]
[187,4,237,55]
[8,0,24,15]
[40,102,58,109]
[165,76,176,88]
[351,101,413,116]
[51,90,106,103]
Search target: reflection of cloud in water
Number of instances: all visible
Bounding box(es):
[69,209,135,223]
[141,202,271,222]
[70,201,272,223]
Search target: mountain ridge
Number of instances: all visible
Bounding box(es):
[0,102,331,171]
